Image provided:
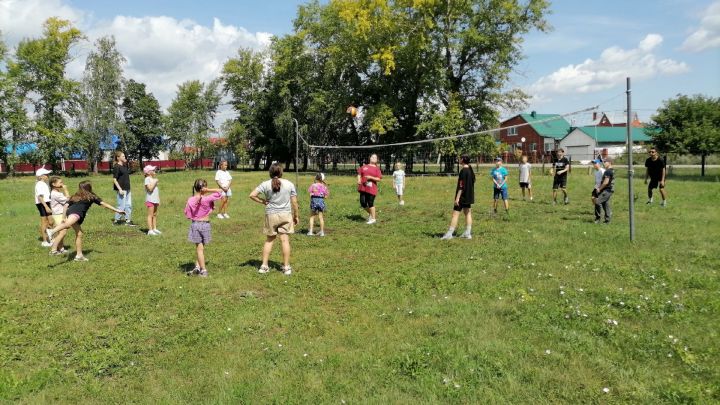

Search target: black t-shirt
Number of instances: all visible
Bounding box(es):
[645,157,665,180]
[66,196,103,220]
[601,168,615,192]
[456,166,475,205]
[113,164,131,191]
[553,157,570,178]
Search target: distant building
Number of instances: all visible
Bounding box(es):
[591,111,643,128]
[499,112,572,161]
[559,126,652,162]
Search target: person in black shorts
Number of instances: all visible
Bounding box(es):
[551,148,570,205]
[441,155,476,240]
[46,181,125,261]
[644,147,667,207]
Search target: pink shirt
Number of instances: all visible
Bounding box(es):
[184,192,222,220]
[308,183,329,197]
[357,164,382,196]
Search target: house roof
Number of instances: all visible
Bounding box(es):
[575,126,652,143]
[518,113,571,139]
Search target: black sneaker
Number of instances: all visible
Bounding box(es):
[125,221,138,227]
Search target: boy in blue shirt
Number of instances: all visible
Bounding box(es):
[491,157,509,215]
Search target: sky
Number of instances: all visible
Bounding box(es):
[1,0,719,127]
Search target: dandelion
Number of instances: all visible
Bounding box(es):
[619,301,625,306]
[454,383,461,389]
[606,319,618,326]
[602,387,610,393]
[545,349,551,355]
[227,328,232,331]
[304,353,308,357]
[673,294,679,299]
[667,353,673,357]
[578,288,584,292]
[278,344,283,348]
[560,291,565,295]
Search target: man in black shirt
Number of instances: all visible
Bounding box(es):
[594,159,615,223]
[551,148,571,205]
[644,147,667,206]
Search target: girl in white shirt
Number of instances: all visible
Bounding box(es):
[49,176,69,253]
[214,160,233,218]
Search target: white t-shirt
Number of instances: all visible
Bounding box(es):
[34,180,50,204]
[594,168,606,189]
[215,170,232,189]
[49,189,69,215]
[392,170,405,186]
[255,178,297,214]
[519,163,532,183]
[144,176,160,204]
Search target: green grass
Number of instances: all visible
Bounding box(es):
[1,168,719,403]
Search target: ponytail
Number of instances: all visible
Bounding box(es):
[269,163,283,192]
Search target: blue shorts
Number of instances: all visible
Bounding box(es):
[493,188,508,200]
[310,196,326,213]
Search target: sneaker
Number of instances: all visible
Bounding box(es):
[440,232,454,240]
[153,229,162,234]
[49,250,62,256]
[399,200,405,206]
[603,221,611,225]
[46,228,54,240]
[530,197,534,202]
[74,255,89,262]
[223,213,230,219]
[282,266,293,276]
[552,200,557,206]
[41,241,53,247]
[58,248,67,254]
[217,213,224,219]
[187,267,200,276]
[460,233,472,240]
[564,197,570,205]
[661,200,667,207]
[112,219,124,225]
[198,269,208,277]
[366,218,376,225]
[594,219,601,224]
[125,221,138,227]
[258,265,270,274]
[318,231,325,237]
[307,231,314,236]
[147,230,158,236]
[646,198,654,204]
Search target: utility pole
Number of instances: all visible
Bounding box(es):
[626,77,635,241]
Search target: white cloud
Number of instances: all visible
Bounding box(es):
[681,0,720,52]
[1,0,272,109]
[528,34,689,95]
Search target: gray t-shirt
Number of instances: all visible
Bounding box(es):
[255,178,297,214]
[144,177,160,204]
[519,163,531,183]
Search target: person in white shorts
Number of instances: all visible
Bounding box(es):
[392,162,406,205]
[215,160,233,218]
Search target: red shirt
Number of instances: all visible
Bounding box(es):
[357,164,382,196]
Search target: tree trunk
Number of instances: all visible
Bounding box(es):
[701,153,706,177]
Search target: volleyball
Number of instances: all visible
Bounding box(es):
[346,106,358,117]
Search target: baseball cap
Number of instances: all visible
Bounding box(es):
[143,165,157,174]
[592,158,603,164]
[494,157,502,162]
[35,167,51,177]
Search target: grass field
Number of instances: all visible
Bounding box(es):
[1,167,719,403]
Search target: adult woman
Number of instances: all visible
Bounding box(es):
[441,155,476,240]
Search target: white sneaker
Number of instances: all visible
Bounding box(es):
[460,233,472,240]
[223,213,230,218]
[307,231,314,236]
[282,266,293,276]
[661,200,667,207]
[399,200,405,206]
[217,213,224,219]
[153,229,162,234]
[147,230,158,236]
[366,218,376,224]
[440,232,454,240]
[41,241,53,247]
[318,231,325,237]
[258,265,270,274]
[46,229,54,240]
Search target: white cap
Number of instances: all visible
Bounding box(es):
[35,167,51,177]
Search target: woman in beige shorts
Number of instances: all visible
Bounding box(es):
[249,163,299,275]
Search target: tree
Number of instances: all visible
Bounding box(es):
[0,32,33,176]
[164,79,221,166]
[9,18,84,166]
[648,94,720,176]
[79,36,125,173]
[121,80,163,166]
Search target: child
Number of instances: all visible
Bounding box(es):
[249,163,299,275]
[112,151,135,226]
[595,159,615,224]
[48,176,69,254]
[144,165,161,235]
[552,148,571,205]
[441,155,475,240]
[491,157,510,215]
[392,162,406,205]
[184,179,223,277]
[34,168,53,247]
[46,181,125,261]
[591,158,605,206]
[215,160,232,218]
[518,155,533,201]
[307,172,329,236]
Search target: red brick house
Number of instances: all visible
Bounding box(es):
[498,112,571,162]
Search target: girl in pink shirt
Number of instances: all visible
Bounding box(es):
[184,179,223,277]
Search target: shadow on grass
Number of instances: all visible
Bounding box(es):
[423,231,448,239]
[345,214,366,222]
[238,259,283,271]
[46,250,98,268]
[178,262,198,274]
